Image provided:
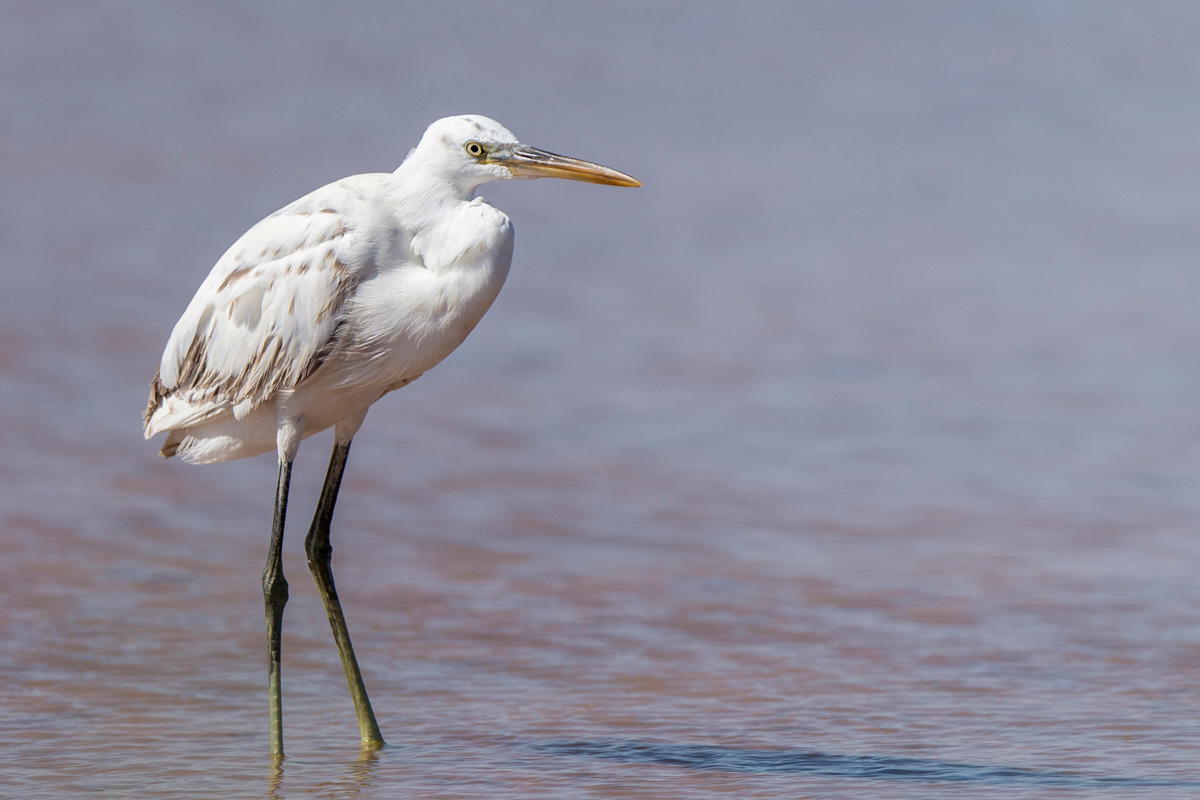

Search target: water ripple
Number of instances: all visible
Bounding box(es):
[534,740,1198,789]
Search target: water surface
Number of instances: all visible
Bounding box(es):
[3,3,1200,797]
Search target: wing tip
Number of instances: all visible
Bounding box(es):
[160,436,181,458]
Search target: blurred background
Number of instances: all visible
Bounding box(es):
[3,3,1200,798]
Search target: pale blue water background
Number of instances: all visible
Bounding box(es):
[3,2,1200,797]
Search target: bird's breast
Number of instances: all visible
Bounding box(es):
[329,202,514,388]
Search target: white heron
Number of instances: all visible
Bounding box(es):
[142,115,640,756]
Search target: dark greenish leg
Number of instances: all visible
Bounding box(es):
[263,458,293,758]
[304,440,385,749]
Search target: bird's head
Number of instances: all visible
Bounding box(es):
[408,115,641,196]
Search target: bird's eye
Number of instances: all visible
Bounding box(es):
[464,141,486,158]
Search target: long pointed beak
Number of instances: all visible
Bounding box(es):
[500,145,641,187]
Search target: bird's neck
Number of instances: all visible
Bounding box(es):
[388,161,481,231]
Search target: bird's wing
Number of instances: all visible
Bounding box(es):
[144,175,391,435]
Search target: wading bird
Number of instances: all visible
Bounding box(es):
[143,115,640,756]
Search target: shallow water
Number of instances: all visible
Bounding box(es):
[4,2,1200,798]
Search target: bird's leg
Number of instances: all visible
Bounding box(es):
[263,457,293,758]
[304,440,385,749]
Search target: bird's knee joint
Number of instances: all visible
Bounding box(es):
[262,571,289,605]
[305,538,332,569]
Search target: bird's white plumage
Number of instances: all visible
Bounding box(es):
[142,114,639,754]
[145,116,520,463]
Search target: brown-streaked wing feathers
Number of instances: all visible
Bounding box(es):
[143,177,381,436]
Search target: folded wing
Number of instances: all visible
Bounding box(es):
[144,177,384,440]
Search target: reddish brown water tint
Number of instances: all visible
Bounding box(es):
[5,3,1200,798]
